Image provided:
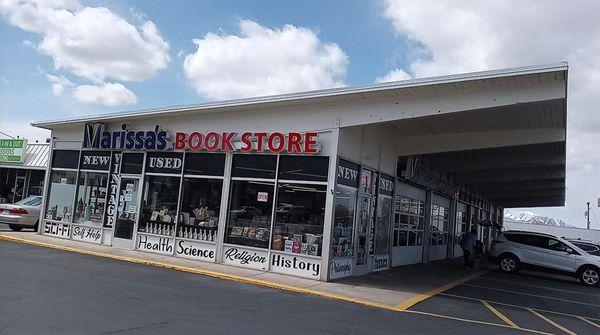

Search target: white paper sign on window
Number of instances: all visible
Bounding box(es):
[270,252,321,279]
[372,254,389,272]
[44,222,71,238]
[257,192,268,202]
[136,233,174,255]
[175,239,216,262]
[329,257,353,280]
[71,225,102,244]
[222,245,268,270]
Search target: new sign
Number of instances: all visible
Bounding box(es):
[0,139,27,163]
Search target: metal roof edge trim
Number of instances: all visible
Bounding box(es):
[32,62,568,129]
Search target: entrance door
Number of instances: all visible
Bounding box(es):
[355,194,375,274]
[112,177,141,249]
[453,202,468,258]
[13,176,26,203]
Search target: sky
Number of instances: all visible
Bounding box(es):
[0,0,598,228]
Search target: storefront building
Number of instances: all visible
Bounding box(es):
[0,139,48,203]
[33,63,568,281]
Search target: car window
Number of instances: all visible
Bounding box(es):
[522,235,546,248]
[572,242,599,253]
[15,196,42,206]
[542,237,569,252]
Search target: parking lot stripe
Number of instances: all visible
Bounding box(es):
[481,300,518,328]
[576,316,600,328]
[462,283,600,307]
[395,270,487,311]
[527,309,576,335]
[439,292,600,322]
[476,277,600,298]
[406,310,556,335]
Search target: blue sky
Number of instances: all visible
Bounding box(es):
[0,0,414,123]
[0,1,598,227]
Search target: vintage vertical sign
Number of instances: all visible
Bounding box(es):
[104,152,121,228]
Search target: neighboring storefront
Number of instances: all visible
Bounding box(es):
[0,139,48,204]
[32,64,568,281]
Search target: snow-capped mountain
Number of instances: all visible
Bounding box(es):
[504,209,571,227]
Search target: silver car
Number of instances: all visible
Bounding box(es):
[490,230,600,287]
[0,195,42,231]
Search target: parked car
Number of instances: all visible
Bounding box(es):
[566,238,600,257]
[490,230,600,287]
[0,195,42,231]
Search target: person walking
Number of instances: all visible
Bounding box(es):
[460,228,477,270]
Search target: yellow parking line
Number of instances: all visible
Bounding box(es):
[395,270,488,310]
[577,316,600,328]
[440,292,600,322]
[406,310,555,335]
[481,300,518,328]
[528,308,576,335]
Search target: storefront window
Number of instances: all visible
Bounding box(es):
[225,180,274,249]
[430,204,449,245]
[139,175,180,236]
[177,178,222,241]
[332,159,359,258]
[52,150,79,169]
[121,153,144,174]
[271,183,326,256]
[332,185,356,257]
[393,196,424,247]
[278,156,329,182]
[74,172,108,227]
[184,153,225,176]
[375,195,392,254]
[45,170,77,222]
[231,154,276,179]
[28,170,45,196]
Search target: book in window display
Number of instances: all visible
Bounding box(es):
[177,205,219,242]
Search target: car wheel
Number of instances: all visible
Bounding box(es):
[8,224,23,232]
[498,254,519,273]
[33,221,39,231]
[578,266,600,287]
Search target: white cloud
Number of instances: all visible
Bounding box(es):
[382,0,600,228]
[73,82,137,106]
[183,20,348,100]
[375,68,412,83]
[0,0,170,106]
[45,73,136,106]
[46,73,74,95]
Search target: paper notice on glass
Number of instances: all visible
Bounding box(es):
[257,192,268,202]
[124,194,133,202]
[128,205,137,213]
[60,177,68,184]
[126,183,134,192]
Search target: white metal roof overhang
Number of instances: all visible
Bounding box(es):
[365,68,568,208]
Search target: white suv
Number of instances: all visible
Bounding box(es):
[490,230,600,287]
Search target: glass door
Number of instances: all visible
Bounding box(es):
[13,176,26,203]
[355,194,375,273]
[112,177,141,249]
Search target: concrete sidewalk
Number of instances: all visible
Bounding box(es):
[0,231,488,311]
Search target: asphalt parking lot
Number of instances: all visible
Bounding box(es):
[409,269,600,335]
